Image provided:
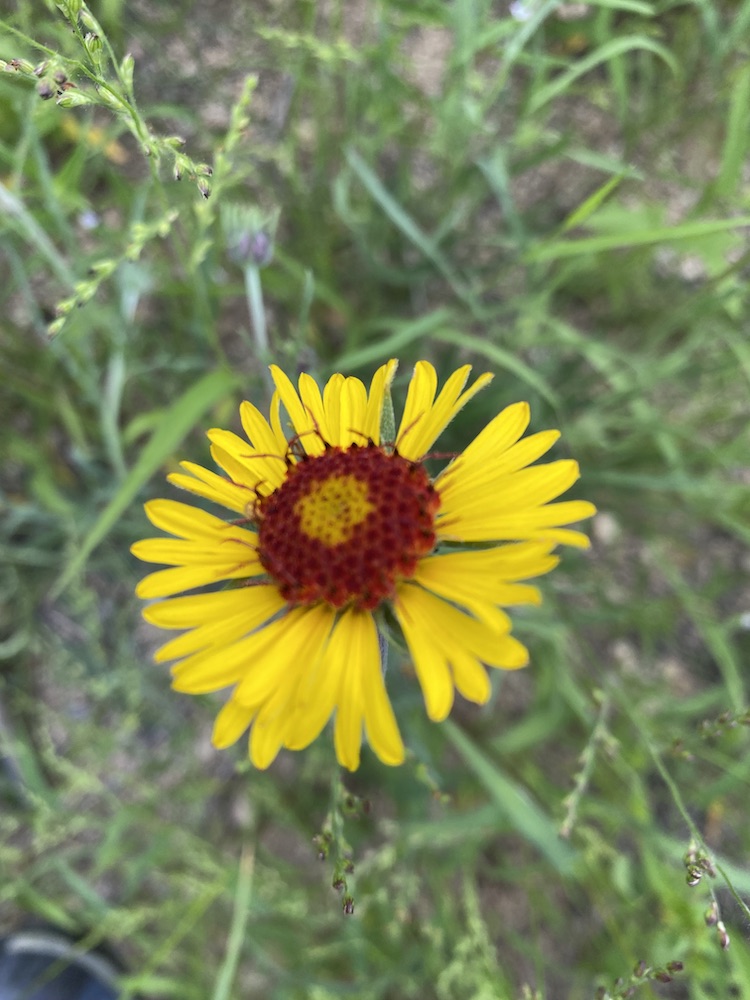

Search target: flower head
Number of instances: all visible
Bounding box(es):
[132,361,595,770]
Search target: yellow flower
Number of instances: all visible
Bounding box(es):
[131,361,595,770]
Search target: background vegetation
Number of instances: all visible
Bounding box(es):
[2,0,750,997]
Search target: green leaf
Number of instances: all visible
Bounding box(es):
[716,62,750,200]
[343,147,478,312]
[338,308,457,371]
[525,215,750,263]
[586,0,654,12]
[0,183,75,288]
[528,36,679,115]
[52,368,240,594]
[434,329,560,407]
[442,720,576,874]
[558,175,623,234]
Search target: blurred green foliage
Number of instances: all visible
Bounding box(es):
[2,0,750,997]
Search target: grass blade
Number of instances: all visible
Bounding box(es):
[343,147,477,310]
[715,62,750,200]
[211,845,255,1000]
[53,367,239,594]
[558,175,623,234]
[528,36,679,114]
[435,329,560,406]
[525,215,750,262]
[442,720,576,874]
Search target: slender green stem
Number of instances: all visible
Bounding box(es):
[244,264,274,391]
[211,845,255,1000]
[620,688,750,924]
[559,691,611,839]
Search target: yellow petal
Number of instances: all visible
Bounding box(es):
[269,391,285,447]
[141,498,234,539]
[490,633,529,668]
[397,366,493,460]
[428,540,560,580]
[543,527,593,548]
[298,373,333,444]
[171,654,248,694]
[450,646,492,703]
[438,430,561,499]
[249,606,335,768]
[269,365,326,455]
[412,555,514,628]
[404,629,455,722]
[142,585,282,629]
[441,461,582,522]
[152,586,286,663]
[136,563,255,599]
[338,377,369,449]
[396,584,529,718]
[239,399,288,456]
[396,360,437,456]
[249,696,288,769]
[359,632,405,765]
[154,610,263,664]
[322,374,345,445]
[207,432,286,494]
[167,463,252,514]
[169,606,311,695]
[399,364,470,459]
[446,401,531,469]
[333,612,372,770]
[212,698,256,749]
[131,535,260,571]
[233,605,334,706]
[439,498,597,543]
[284,618,348,751]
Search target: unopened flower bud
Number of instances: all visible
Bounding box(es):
[79,9,98,31]
[705,901,719,926]
[56,91,95,108]
[84,32,101,52]
[119,53,134,91]
[686,865,703,886]
[6,58,35,74]
[717,921,730,950]
[228,230,274,267]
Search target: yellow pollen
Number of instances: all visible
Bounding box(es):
[294,474,375,546]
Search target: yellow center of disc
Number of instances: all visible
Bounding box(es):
[294,475,375,546]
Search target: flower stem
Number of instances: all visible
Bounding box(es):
[243,263,273,393]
